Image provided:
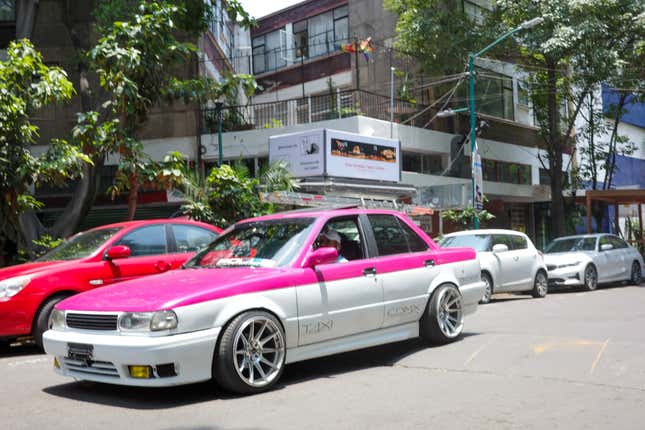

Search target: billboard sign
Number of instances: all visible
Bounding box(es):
[325,130,400,182]
[269,129,401,182]
[269,130,325,177]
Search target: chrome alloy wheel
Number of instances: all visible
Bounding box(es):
[584,265,598,291]
[436,287,463,338]
[233,316,285,388]
[631,261,642,285]
[535,271,548,297]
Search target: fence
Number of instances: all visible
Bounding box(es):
[201,89,432,134]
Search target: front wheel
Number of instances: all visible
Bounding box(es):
[583,264,598,291]
[630,261,641,285]
[213,311,286,395]
[531,271,548,298]
[33,296,68,350]
[420,284,464,345]
[480,272,493,304]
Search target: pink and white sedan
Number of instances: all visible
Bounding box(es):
[44,209,485,394]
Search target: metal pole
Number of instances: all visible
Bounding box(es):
[390,66,395,138]
[216,102,223,166]
[469,54,479,229]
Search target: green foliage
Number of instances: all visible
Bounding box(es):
[31,235,65,258]
[0,39,89,250]
[263,118,284,129]
[442,195,496,230]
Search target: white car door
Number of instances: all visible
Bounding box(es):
[490,234,518,292]
[509,234,537,290]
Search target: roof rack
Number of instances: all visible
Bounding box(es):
[259,191,435,216]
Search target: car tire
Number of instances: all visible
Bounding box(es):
[583,264,598,291]
[531,271,548,298]
[480,272,493,304]
[420,284,463,345]
[630,261,642,285]
[33,296,68,350]
[213,310,286,395]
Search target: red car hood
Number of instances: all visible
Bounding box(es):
[0,260,78,281]
[57,267,297,312]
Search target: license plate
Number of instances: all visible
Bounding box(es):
[67,342,94,362]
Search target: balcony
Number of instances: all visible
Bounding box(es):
[202,89,431,133]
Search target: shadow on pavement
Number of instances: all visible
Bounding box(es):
[42,332,480,409]
[0,341,41,358]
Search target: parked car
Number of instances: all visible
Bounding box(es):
[438,229,548,303]
[44,208,485,394]
[543,233,643,291]
[0,219,221,349]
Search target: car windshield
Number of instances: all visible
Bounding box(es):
[439,234,491,252]
[544,237,597,253]
[37,227,123,261]
[185,218,315,269]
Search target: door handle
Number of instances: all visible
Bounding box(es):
[424,259,435,267]
[362,267,377,276]
[513,256,520,261]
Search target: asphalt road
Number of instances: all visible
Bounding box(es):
[2,285,645,430]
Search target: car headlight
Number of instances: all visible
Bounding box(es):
[0,275,32,300]
[557,261,581,269]
[119,310,178,332]
[49,309,66,330]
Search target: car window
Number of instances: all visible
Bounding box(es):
[609,236,628,249]
[439,234,491,252]
[367,215,410,256]
[399,221,429,252]
[172,225,218,253]
[491,234,513,249]
[37,227,122,261]
[315,217,365,261]
[544,237,597,253]
[117,225,168,257]
[510,235,528,250]
[599,236,612,250]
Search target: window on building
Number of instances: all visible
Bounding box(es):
[333,6,349,49]
[402,152,443,174]
[517,80,530,106]
[293,20,308,58]
[482,159,531,185]
[474,68,515,121]
[252,29,286,74]
[0,0,15,49]
[462,0,492,23]
[539,168,551,186]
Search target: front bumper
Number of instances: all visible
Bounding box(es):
[547,266,585,288]
[43,327,221,387]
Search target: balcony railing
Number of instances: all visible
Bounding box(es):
[202,89,432,134]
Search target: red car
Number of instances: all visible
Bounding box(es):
[0,219,221,348]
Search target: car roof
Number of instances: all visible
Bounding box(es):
[552,234,605,240]
[88,219,221,232]
[237,208,405,223]
[443,229,528,237]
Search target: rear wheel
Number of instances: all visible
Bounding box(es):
[531,271,548,298]
[480,272,493,304]
[630,261,642,285]
[420,284,463,345]
[213,311,286,395]
[33,296,68,350]
[583,264,598,291]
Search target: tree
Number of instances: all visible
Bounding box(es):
[386,0,645,238]
[16,0,257,256]
[179,161,300,227]
[0,40,89,263]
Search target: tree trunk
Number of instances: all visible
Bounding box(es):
[546,61,566,238]
[126,173,139,220]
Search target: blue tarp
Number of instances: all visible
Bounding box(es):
[602,84,645,129]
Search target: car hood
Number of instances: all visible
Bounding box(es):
[0,260,78,281]
[543,252,591,265]
[57,267,297,312]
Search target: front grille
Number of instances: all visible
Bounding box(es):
[62,357,120,378]
[66,313,118,331]
[547,264,557,271]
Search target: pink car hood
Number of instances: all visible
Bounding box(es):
[57,267,296,312]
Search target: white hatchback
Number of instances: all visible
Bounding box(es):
[439,229,548,303]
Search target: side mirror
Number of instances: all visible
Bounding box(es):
[492,244,509,253]
[105,245,131,260]
[302,247,338,268]
[600,243,613,251]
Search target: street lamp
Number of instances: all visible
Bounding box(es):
[468,16,544,229]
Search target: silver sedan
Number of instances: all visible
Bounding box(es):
[543,234,643,291]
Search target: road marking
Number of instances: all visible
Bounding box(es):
[464,336,497,366]
[2,357,49,367]
[532,338,599,354]
[589,338,610,375]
